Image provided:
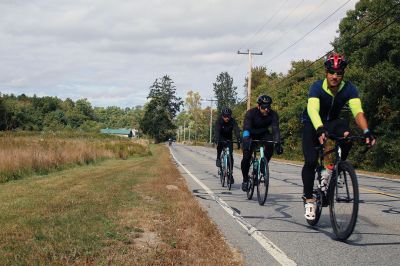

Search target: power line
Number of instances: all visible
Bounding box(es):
[264,0,353,65]
[264,0,329,52]
[249,0,307,50]
[237,0,289,52]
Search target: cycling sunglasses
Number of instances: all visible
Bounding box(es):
[327,69,344,76]
[260,104,270,111]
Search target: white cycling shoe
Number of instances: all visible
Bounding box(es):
[304,201,316,220]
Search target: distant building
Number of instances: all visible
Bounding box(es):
[100,128,138,137]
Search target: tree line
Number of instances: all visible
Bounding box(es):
[0,94,143,132]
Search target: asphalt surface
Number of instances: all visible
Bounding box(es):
[169,143,400,266]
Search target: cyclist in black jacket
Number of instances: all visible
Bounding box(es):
[214,108,241,184]
[241,95,283,191]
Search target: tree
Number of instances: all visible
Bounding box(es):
[213,72,237,114]
[332,0,400,171]
[185,91,202,142]
[140,75,183,143]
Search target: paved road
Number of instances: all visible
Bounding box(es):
[170,143,400,266]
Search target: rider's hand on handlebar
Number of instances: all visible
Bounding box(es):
[316,126,327,145]
[364,130,376,147]
[275,142,283,155]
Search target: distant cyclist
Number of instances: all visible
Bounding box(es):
[214,107,241,184]
[301,53,376,220]
[241,95,283,191]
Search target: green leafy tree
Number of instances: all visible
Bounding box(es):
[140,75,183,143]
[332,0,400,171]
[185,91,203,142]
[213,72,237,114]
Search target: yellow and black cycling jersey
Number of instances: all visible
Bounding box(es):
[301,79,364,129]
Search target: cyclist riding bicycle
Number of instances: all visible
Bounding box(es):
[214,107,241,184]
[241,95,283,192]
[301,53,376,221]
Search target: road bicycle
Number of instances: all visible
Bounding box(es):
[217,140,238,190]
[246,140,281,205]
[306,135,366,240]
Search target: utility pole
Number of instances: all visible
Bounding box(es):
[203,98,217,143]
[238,49,262,110]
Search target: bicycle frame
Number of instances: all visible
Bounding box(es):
[309,135,364,240]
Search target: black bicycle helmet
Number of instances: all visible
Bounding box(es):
[257,95,272,109]
[221,107,232,117]
[324,53,347,71]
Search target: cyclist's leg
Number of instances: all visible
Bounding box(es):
[241,146,252,182]
[241,142,256,191]
[302,122,319,200]
[228,142,234,170]
[216,143,223,167]
[261,134,274,162]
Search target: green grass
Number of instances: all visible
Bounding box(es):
[0,157,144,265]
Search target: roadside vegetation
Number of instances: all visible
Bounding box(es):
[0,132,149,183]
[0,145,243,265]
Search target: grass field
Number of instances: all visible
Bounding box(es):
[0,133,150,182]
[0,144,243,265]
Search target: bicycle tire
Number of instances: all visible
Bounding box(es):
[257,158,269,205]
[247,161,255,200]
[219,157,225,187]
[227,156,232,190]
[329,161,359,241]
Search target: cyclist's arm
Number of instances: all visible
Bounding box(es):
[214,119,220,143]
[242,110,252,138]
[348,98,367,130]
[307,97,323,130]
[232,119,241,142]
[355,112,369,132]
[271,111,281,143]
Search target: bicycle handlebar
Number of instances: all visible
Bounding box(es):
[250,139,284,144]
[216,140,241,144]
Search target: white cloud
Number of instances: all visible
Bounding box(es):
[0,0,358,107]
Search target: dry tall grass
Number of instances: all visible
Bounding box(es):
[0,133,149,182]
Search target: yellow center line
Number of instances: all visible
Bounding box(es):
[360,187,400,199]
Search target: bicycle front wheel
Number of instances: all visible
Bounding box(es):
[329,161,359,241]
[257,158,269,205]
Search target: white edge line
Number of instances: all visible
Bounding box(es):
[170,148,297,266]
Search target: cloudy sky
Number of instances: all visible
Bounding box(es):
[0,0,358,108]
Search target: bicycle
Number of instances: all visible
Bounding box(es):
[217,140,238,190]
[306,134,366,241]
[246,140,281,205]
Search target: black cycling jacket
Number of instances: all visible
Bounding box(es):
[243,107,281,142]
[214,116,241,142]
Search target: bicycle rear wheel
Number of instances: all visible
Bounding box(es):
[257,158,269,205]
[219,157,225,187]
[247,161,255,200]
[329,161,359,241]
[227,156,233,190]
